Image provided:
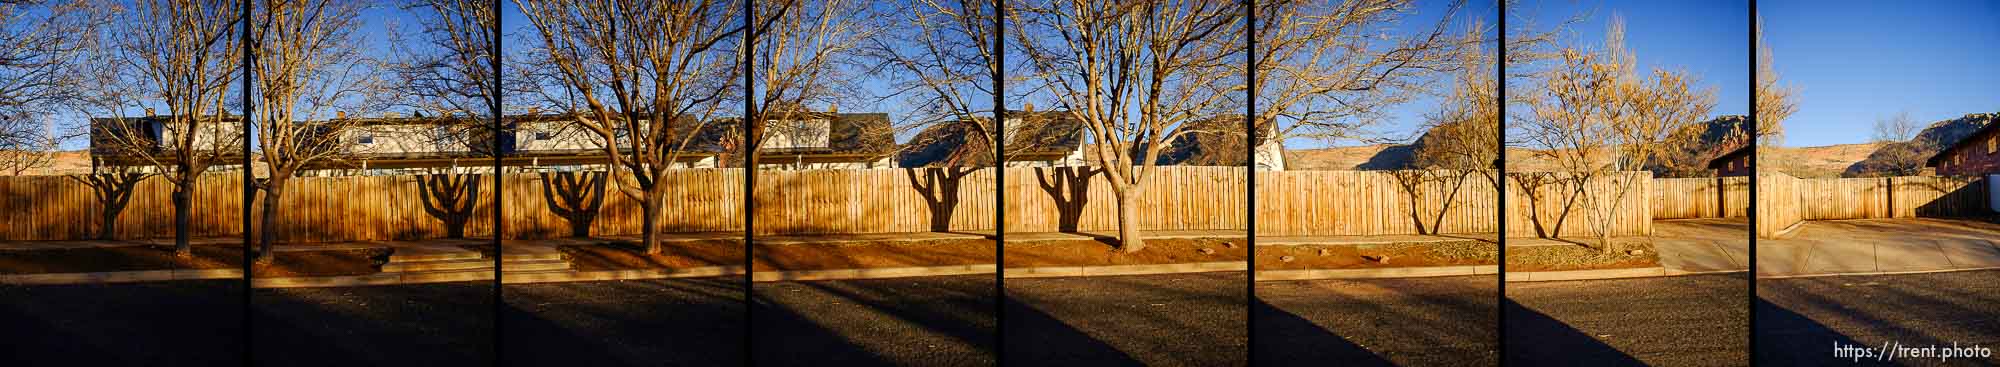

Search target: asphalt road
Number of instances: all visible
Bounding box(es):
[1758,270,2000,366]
[505,278,746,367]
[1003,272,1248,367]
[0,280,246,367]
[1254,275,1498,366]
[1506,273,1750,366]
[752,275,995,366]
[252,281,494,367]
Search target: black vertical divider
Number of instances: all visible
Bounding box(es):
[1745,0,1760,363]
[1495,2,1509,364]
[991,0,1007,364]
[489,0,504,365]
[240,0,254,366]
[742,0,757,364]
[1243,0,1258,364]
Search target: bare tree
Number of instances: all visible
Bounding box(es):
[747,0,876,165]
[1011,0,1242,252]
[0,0,102,174]
[1399,29,1497,235]
[1753,17,1793,148]
[90,0,243,255]
[515,0,745,253]
[247,0,378,263]
[1515,18,1713,252]
[1866,111,1932,177]
[867,0,1003,157]
[1254,0,1475,145]
[378,0,499,238]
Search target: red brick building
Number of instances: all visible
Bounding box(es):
[1707,145,1752,177]
[1925,122,2000,177]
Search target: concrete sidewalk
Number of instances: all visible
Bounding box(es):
[1756,218,2000,277]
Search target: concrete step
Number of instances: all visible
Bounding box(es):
[501,259,571,273]
[500,270,580,284]
[397,268,496,284]
[388,250,482,263]
[498,251,564,262]
[382,258,493,273]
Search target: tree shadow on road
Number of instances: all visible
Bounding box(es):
[1250,297,1395,366]
[1001,294,1144,367]
[501,278,745,367]
[252,282,493,367]
[1503,297,1645,366]
[0,281,243,367]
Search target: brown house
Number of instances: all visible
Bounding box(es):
[1925,120,2000,177]
[1706,144,1752,177]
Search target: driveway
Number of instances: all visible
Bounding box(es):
[1004,272,1247,366]
[1506,273,1749,366]
[0,280,245,367]
[1255,275,1497,366]
[1758,270,2000,365]
[1757,218,2000,277]
[1652,218,1751,273]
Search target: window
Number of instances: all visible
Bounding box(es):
[357,133,374,145]
[1987,135,1995,154]
[535,130,553,140]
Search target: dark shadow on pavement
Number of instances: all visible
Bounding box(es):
[1002,294,1144,367]
[1504,297,1645,366]
[1251,297,1394,366]
[252,281,493,367]
[0,280,244,367]
[502,278,745,367]
[1754,296,1870,365]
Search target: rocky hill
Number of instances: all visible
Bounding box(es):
[1845,112,1996,176]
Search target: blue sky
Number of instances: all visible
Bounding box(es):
[1511,0,1750,115]
[1288,0,1499,148]
[1760,0,2000,147]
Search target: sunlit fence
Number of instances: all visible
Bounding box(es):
[1754,174,1991,237]
[7,167,1909,242]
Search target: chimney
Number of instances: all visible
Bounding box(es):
[144,107,155,116]
[1024,102,1034,113]
[336,111,346,119]
[829,104,837,114]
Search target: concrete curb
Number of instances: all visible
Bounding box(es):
[1756,266,2000,280]
[8,261,1256,287]
[1002,262,1246,278]
[0,269,240,285]
[1254,265,1498,281]
[1506,266,1674,282]
[503,266,746,284]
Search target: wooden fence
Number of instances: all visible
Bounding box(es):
[1755,174,1990,237]
[1,167,1676,241]
[1501,172,1655,238]
[1650,177,1750,220]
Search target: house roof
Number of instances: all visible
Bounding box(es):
[1151,115,1269,166]
[1925,118,2000,167]
[1705,144,1752,169]
[695,112,896,156]
[897,110,1086,167]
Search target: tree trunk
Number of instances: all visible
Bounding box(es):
[641,186,662,254]
[171,188,191,257]
[1113,189,1144,253]
[256,184,283,264]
